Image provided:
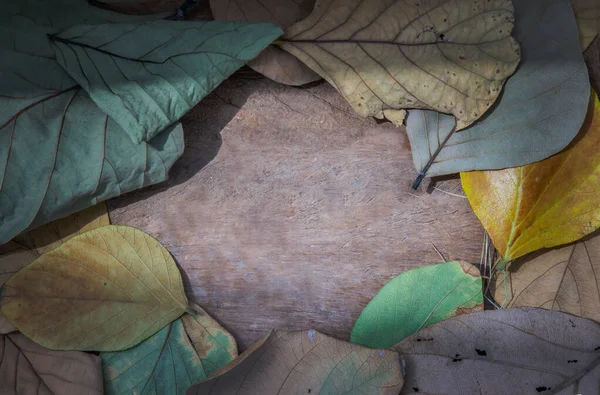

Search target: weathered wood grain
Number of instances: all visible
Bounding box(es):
[108,77,484,349]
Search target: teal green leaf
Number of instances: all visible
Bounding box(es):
[102,319,205,395]
[351,261,483,349]
[0,1,183,244]
[182,302,237,377]
[51,20,283,144]
[405,0,590,179]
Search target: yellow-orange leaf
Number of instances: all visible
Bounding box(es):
[0,225,189,351]
[462,92,600,260]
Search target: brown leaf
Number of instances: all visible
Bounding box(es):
[491,233,600,322]
[0,333,103,394]
[572,0,600,50]
[210,0,321,85]
[584,35,600,95]
[187,330,404,394]
[14,202,110,255]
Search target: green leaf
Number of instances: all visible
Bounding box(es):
[187,330,404,395]
[351,261,483,349]
[102,319,205,395]
[405,0,590,180]
[182,302,237,377]
[51,20,283,143]
[395,308,600,394]
[0,1,184,245]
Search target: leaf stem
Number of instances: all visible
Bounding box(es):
[412,124,457,190]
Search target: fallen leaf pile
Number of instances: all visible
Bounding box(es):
[1,0,600,394]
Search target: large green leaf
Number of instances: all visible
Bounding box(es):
[51,20,283,143]
[102,319,205,395]
[395,308,600,394]
[350,261,483,349]
[405,0,590,182]
[0,1,185,244]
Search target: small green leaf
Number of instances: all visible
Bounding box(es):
[51,20,283,143]
[351,261,483,349]
[102,319,204,395]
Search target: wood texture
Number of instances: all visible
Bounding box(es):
[108,77,483,349]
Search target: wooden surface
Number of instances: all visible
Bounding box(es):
[108,76,484,349]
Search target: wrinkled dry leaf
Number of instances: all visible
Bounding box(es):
[182,302,238,377]
[187,330,404,394]
[0,242,37,334]
[405,0,590,180]
[0,332,103,395]
[211,0,320,86]
[351,261,483,349]
[396,308,600,394]
[572,0,600,50]
[461,92,600,260]
[491,233,600,322]
[14,203,110,255]
[0,225,189,351]
[280,0,521,128]
[102,319,205,395]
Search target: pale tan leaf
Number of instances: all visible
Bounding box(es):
[280,0,521,128]
[0,332,103,395]
[182,302,238,377]
[0,225,189,351]
[14,203,110,255]
[492,233,600,322]
[572,0,600,50]
[210,0,321,85]
[187,330,404,394]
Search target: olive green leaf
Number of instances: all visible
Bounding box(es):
[0,332,104,394]
[187,330,404,395]
[396,308,600,394]
[210,0,321,85]
[0,243,36,334]
[280,0,521,128]
[102,319,205,395]
[51,20,283,143]
[405,0,590,181]
[0,1,184,245]
[182,302,237,377]
[0,225,190,351]
[351,261,483,349]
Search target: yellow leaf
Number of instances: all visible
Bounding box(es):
[491,234,600,321]
[280,0,521,129]
[14,202,110,255]
[461,91,600,260]
[0,225,189,351]
[572,0,600,50]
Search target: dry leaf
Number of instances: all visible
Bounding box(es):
[210,0,321,85]
[280,0,521,128]
[0,225,189,351]
[585,35,600,94]
[396,308,600,394]
[0,242,37,334]
[572,0,600,50]
[182,302,238,377]
[14,202,110,255]
[491,233,600,322]
[187,330,404,394]
[0,332,103,395]
[461,92,600,260]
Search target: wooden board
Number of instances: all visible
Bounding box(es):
[108,77,484,349]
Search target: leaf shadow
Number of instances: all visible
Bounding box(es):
[107,73,261,211]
